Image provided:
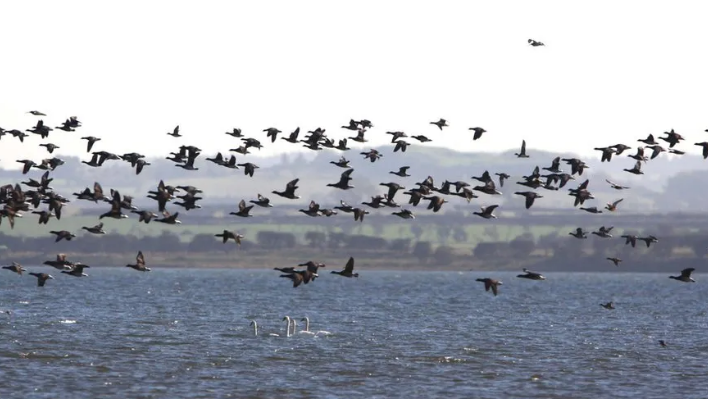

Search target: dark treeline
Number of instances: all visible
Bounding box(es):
[2,222,707,271]
[75,205,708,231]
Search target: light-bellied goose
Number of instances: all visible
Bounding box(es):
[126,251,151,272]
[476,278,502,296]
[669,268,695,283]
[215,230,244,245]
[29,272,53,287]
[517,268,545,280]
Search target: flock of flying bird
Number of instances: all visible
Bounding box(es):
[0,39,701,304]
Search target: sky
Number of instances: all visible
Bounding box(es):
[2,1,708,170]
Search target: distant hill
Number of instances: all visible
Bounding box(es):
[2,142,708,213]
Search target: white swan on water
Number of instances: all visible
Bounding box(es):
[248,320,280,337]
[299,317,332,336]
[282,316,293,337]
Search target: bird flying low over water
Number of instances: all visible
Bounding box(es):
[331,257,358,278]
[29,272,53,287]
[476,278,502,296]
[669,268,695,283]
[2,262,26,275]
[517,268,545,280]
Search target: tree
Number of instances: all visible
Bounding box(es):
[452,226,468,243]
[389,238,411,253]
[304,231,326,248]
[435,225,452,243]
[434,245,456,266]
[409,224,424,240]
[412,241,432,261]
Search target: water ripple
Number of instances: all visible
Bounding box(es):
[1,269,707,398]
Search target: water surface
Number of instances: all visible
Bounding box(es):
[0,269,705,399]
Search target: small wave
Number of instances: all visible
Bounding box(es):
[60,320,76,324]
[410,356,468,363]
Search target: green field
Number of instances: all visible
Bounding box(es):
[4,211,586,250]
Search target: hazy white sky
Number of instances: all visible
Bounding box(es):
[2,1,708,169]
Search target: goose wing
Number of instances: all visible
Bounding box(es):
[522,268,541,277]
[136,251,145,267]
[386,185,398,201]
[286,178,300,192]
[681,268,695,278]
[485,204,499,213]
[94,182,103,197]
[344,257,355,274]
[340,168,354,182]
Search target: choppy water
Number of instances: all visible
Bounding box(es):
[0,269,706,399]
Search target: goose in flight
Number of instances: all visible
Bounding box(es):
[517,268,545,280]
[515,140,529,158]
[469,127,487,140]
[669,268,695,283]
[515,191,543,209]
[249,194,273,208]
[623,161,644,175]
[430,118,448,130]
[167,125,181,137]
[331,257,358,278]
[215,230,244,245]
[476,278,502,296]
[230,199,254,218]
[2,262,26,275]
[62,263,90,277]
[606,257,622,266]
[126,251,151,272]
[605,179,629,190]
[592,226,614,238]
[29,272,53,287]
[605,198,624,212]
[473,205,499,219]
[273,179,301,199]
[569,227,587,239]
